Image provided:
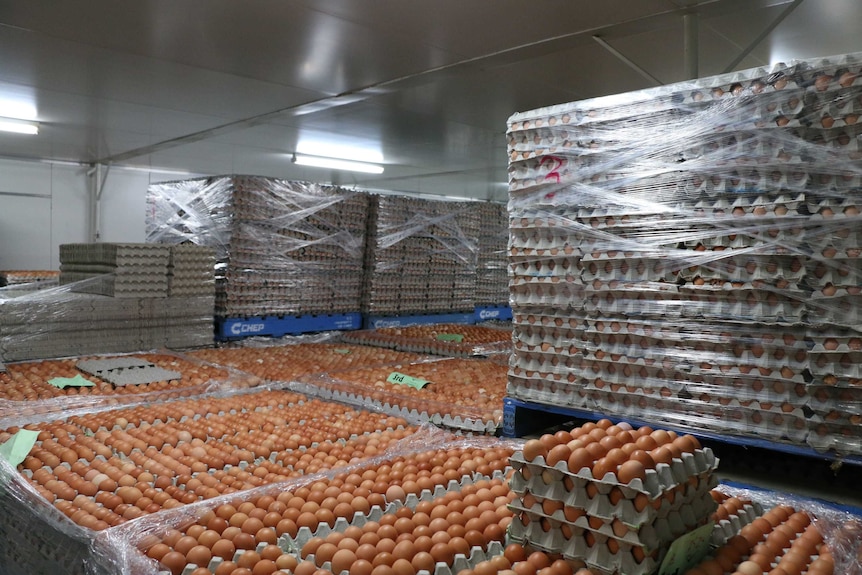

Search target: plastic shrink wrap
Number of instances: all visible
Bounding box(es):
[506,52,862,456]
[291,356,508,432]
[0,349,263,428]
[0,389,410,574]
[362,195,480,315]
[146,176,370,318]
[0,243,216,363]
[342,322,512,358]
[186,341,424,383]
[476,202,511,306]
[83,422,515,575]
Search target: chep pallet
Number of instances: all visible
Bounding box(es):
[362,311,475,329]
[216,312,362,340]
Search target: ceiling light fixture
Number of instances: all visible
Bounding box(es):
[0,117,39,135]
[292,153,384,174]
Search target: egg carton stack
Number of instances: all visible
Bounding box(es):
[507,208,587,408]
[508,424,718,575]
[361,195,480,315]
[59,243,171,297]
[147,176,369,318]
[167,244,216,297]
[507,52,862,452]
[476,201,510,306]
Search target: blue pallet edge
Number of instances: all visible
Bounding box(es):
[502,396,862,466]
[216,312,362,340]
[363,312,475,329]
[474,304,512,322]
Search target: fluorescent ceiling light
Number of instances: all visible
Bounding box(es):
[114,165,193,176]
[0,117,38,135]
[292,153,384,174]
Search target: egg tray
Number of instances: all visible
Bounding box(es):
[807,386,862,416]
[806,258,862,288]
[513,339,583,361]
[806,427,862,456]
[710,501,765,546]
[585,394,809,444]
[580,253,673,284]
[509,279,586,309]
[509,353,582,376]
[510,256,580,278]
[807,291,862,328]
[676,254,807,284]
[505,379,593,412]
[508,445,717,502]
[512,312,582,335]
[507,512,666,575]
[290,382,500,434]
[808,349,862,378]
[508,489,716,549]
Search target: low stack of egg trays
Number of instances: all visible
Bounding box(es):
[505,55,862,445]
[507,443,718,574]
[804,186,862,454]
[507,206,588,408]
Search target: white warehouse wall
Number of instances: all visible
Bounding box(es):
[0,158,150,270]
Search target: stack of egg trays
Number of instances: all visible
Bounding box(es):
[507,446,718,575]
[507,208,588,408]
[475,201,510,306]
[506,52,862,452]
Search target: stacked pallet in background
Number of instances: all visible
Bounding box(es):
[0,244,215,361]
[506,52,862,455]
[476,201,510,306]
[362,195,480,315]
[147,176,369,318]
[0,271,59,298]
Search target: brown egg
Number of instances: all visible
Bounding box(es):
[160,551,188,575]
[617,460,647,484]
[522,440,548,462]
[186,545,212,568]
[211,538,236,560]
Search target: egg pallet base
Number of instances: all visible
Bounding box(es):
[501,396,862,466]
[215,312,363,340]
[362,311,475,329]
[474,304,513,322]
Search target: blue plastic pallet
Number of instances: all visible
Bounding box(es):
[502,396,862,465]
[362,312,475,329]
[474,305,512,322]
[216,312,362,340]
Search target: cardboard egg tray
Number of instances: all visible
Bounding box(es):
[580,253,672,283]
[510,255,580,280]
[807,385,862,416]
[510,276,585,307]
[808,291,862,327]
[677,253,806,284]
[509,447,717,502]
[807,414,862,453]
[806,256,862,288]
[506,375,591,410]
[710,500,764,546]
[675,284,807,322]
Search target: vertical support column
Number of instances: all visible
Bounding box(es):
[88,163,106,243]
[684,12,699,80]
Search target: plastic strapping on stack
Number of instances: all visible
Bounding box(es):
[476,202,510,306]
[362,195,480,315]
[506,52,862,455]
[146,176,369,318]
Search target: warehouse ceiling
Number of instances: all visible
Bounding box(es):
[0,0,860,201]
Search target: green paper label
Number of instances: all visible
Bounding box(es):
[658,523,714,575]
[333,348,352,354]
[47,374,95,389]
[436,333,464,343]
[387,371,431,389]
[0,429,39,468]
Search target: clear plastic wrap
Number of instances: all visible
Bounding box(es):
[147,176,370,317]
[86,422,517,575]
[0,349,263,428]
[342,322,513,358]
[1,264,215,363]
[186,342,425,383]
[506,52,862,455]
[362,195,480,315]
[476,201,511,306]
[291,356,508,432]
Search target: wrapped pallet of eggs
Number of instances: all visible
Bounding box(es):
[475,201,511,306]
[506,52,862,455]
[147,176,370,317]
[508,421,718,574]
[361,195,480,316]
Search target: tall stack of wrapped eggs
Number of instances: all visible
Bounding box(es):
[508,421,718,574]
[506,52,862,454]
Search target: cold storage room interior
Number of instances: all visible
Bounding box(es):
[2,2,862,575]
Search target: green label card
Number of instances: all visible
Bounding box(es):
[333,349,352,354]
[658,523,714,575]
[436,334,464,343]
[47,374,95,389]
[387,371,431,389]
[0,429,39,468]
